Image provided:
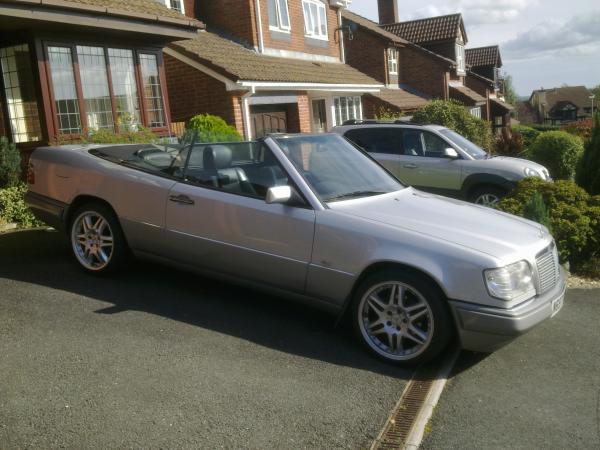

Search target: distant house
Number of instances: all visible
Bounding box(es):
[528,86,594,124]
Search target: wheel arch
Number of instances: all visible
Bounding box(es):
[64,195,120,233]
[336,260,450,325]
[461,173,515,200]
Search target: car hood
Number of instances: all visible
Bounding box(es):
[471,156,550,179]
[329,188,548,260]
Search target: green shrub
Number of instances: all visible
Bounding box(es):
[374,106,403,121]
[528,131,583,180]
[523,191,552,231]
[530,124,560,132]
[511,125,540,148]
[497,178,600,271]
[412,100,493,150]
[55,127,158,145]
[0,137,21,188]
[0,183,42,228]
[187,114,242,143]
[576,113,600,195]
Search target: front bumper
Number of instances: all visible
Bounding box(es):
[449,271,566,353]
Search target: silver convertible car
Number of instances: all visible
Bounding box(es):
[25,134,565,366]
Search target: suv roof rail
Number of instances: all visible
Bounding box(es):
[341,119,425,126]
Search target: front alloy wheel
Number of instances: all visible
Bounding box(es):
[352,270,452,365]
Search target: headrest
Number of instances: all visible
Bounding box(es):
[203,145,232,170]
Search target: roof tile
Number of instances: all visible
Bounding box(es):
[465,46,501,68]
[382,14,465,44]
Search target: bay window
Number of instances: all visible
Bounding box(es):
[268,0,291,32]
[45,44,167,136]
[333,96,362,126]
[0,44,43,143]
[302,0,328,40]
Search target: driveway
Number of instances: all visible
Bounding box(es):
[0,230,411,449]
[422,288,600,450]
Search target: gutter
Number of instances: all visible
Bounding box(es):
[241,88,255,140]
[237,81,383,92]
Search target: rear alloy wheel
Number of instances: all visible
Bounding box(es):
[70,204,126,274]
[471,186,505,208]
[352,270,452,366]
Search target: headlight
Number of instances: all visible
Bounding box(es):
[524,167,541,178]
[484,261,535,301]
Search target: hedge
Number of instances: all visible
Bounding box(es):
[528,131,583,180]
[187,114,242,143]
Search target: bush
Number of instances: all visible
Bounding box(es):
[511,125,540,149]
[187,114,242,143]
[562,118,594,141]
[497,177,600,272]
[412,100,493,150]
[55,127,158,145]
[529,124,560,132]
[0,183,42,228]
[374,106,403,121]
[528,131,583,180]
[0,137,21,188]
[523,191,552,232]
[576,113,600,195]
[494,127,524,156]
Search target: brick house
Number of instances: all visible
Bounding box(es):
[341,9,461,117]
[379,7,488,119]
[527,86,594,125]
[0,0,201,161]
[465,45,513,131]
[163,0,383,139]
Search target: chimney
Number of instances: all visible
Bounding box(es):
[378,0,399,24]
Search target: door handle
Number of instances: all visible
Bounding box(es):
[169,194,195,205]
[403,163,418,169]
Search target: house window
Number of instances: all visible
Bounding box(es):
[268,0,291,32]
[0,44,43,143]
[164,0,184,14]
[45,44,166,136]
[468,107,481,119]
[47,46,82,135]
[302,0,328,40]
[387,48,398,75]
[456,43,465,74]
[333,96,362,126]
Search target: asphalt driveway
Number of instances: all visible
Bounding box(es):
[422,288,600,450]
[0,229,412,449]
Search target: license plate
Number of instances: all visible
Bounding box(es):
[551,296,563,317]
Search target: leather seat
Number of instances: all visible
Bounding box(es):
[202,145,255,195]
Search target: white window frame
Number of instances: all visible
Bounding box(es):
[164,0,185,14]
[468,106,481,119]
[387,48,398,75]
[333,96,363,126]
[268,0,291,32]
[302,0,328,40]
[456,43,466,74]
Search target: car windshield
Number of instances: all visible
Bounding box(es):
[273,134,404,202]
[439,129,488,159]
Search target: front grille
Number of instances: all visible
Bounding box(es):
[536,243,559,294]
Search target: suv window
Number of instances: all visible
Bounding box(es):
[402,130,451,158]
[345,128,401,155]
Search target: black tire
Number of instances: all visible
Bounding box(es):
[351,268,453,366]
[469,185,506,207]
[68,202,128,274]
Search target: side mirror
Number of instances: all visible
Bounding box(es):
[443,147,459,159]
[266,185,292,204]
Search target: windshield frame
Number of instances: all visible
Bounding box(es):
[265,133,407,208]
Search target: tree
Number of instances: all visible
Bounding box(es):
[502,73,518,106]
[576,112,600,195]
[590,84,600,99]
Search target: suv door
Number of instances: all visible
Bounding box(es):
[164,142,315,293]
[399,129,462,192]
[344,127,403,175]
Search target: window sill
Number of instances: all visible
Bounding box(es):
[304,34,328,41]
[269,26,291,34]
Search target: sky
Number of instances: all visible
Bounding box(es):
[348,0,600,96]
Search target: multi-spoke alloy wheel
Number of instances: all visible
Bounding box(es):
[359,282,433,361]
[474,193,501,208]
[352,269,452,366]
[471,186,505,208]
[69,203,126,274]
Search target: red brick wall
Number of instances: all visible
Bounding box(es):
[197,0,258,48]
[259,1,341,59]
[164,54,244,134]
[182,0,196,18]
[465,75,491,120]
[398,46,449,99]
[286,92,311,133]
[344,27,388,84]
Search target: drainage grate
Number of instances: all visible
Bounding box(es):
[371,351,457,450]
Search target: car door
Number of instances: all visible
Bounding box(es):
[344,128,404,177]
[163,142,315,293]
[399,129,462,191]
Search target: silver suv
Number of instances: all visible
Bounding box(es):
[333,121,550,206]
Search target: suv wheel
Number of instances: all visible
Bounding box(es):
[351,269,452,366]
[470,186,505,207]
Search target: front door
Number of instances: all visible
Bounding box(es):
[311,99,327,133]
[164,142,315,293]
